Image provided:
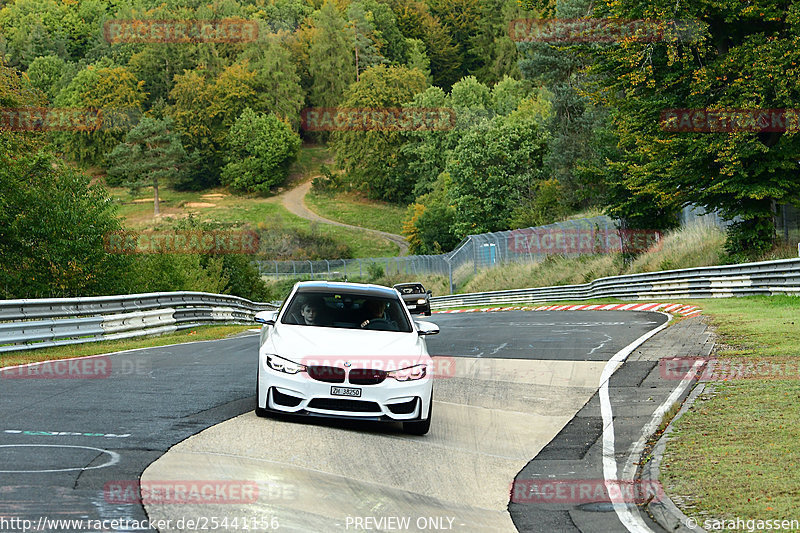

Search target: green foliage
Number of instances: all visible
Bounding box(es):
[583,0,800,254]
[52,61,146,166]
[239,31,304,128]
[508,178,569,228]
[24,54,69,100]
[311,164,341,192]
[367,261,385,280]
[0,145,133,298]
[308,1,355,107]
[221,108,301,193]
[404,38,431,83]
[329,64,428,202]
[106,116,187,214]
[0,0,110,69]
[402,174,460,254]
[390,0,460,89]
[447,111,550,235]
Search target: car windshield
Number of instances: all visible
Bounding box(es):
[281,291,412,333]
[397,284,425,294]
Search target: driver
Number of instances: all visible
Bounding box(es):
[360,299,392,329]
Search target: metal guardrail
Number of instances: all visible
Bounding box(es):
[0,292,278,354]
[429,258,800,308]
[3,258,798,353]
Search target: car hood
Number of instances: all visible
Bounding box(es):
[265,325,426,360]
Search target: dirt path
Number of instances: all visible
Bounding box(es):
[279,180,410,255]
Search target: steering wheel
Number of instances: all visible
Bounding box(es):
[360,318,392,329]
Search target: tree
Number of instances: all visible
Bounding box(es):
[24,54,68,100]
[402,173,460,253]
[389,0,460,89]
[577,0,800,255]
[52,61,146,166]
[308,1,355,108]
[168,62,268,189]
[221,108,301,193]
[427,0,482,79]
[1,60,132,298]
[106,117,187,216]
[347,0,387,81]
[239,31,305,128]
[446,110,550,235]
[405,38,431,83]
[329,65,428,202]
[516,0,614,213]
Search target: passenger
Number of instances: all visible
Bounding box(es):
[296,298,328,326]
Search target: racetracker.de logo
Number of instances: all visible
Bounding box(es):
[0,107,139,132]
[298,355,456,380]
[507,228,661,255]
[659,357,800,381]
[300,108,456,132]
[104,230,260,255]
[103,19,258,44]
[104,480,259,504]
[511,479,665,504]
[660,108,800,133]
[508,18,701,43]
[1,357,111,379]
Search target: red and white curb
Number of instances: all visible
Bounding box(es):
[433,302,701,317]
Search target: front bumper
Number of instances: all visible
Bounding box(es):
[257,366,433,422]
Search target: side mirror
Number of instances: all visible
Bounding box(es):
[426,290,432,295]
[254,310,278,325]
[415,321,439,336]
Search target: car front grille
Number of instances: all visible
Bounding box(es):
[307,398,381,412]
[348,368,387,385]
[307,366,345,383]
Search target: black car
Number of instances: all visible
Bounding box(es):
[393,282,432,316]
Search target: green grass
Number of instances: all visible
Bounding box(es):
[661,296,800,521]
[305,190,407,235]
[286,144,332,187]
[0,324,255,367]
[105,144,399,258]
[107,187,398,258]
[457,223,739,294]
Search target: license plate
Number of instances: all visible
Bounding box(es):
[406,304,416,309]
[331,386,361,397]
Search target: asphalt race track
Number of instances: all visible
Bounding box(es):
[0,310,677,533]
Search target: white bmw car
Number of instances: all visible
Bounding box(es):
[254,281,439,435]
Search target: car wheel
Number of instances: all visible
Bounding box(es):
[424,309,432,316]
[403,395,432,435]
[255,378,271,418]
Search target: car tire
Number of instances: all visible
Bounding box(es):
[255,378,271,418]
[424,309,432,316]
[403,395,432,435]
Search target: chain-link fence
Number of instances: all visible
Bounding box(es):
[255,205,800,293]
[255,216,645,292]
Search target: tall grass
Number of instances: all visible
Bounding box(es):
[627,223,726,273]
[458,223,730,294]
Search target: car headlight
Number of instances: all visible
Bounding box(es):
[266,354,306,374]
[417,298,427,305]
[387,364,427,381]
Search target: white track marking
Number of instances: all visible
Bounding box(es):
[599,312,671,533]
[0,444,120,473]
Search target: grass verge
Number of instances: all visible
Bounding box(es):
[0,324,255,367]
[660,296,800,521]
[305,190,407,235]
